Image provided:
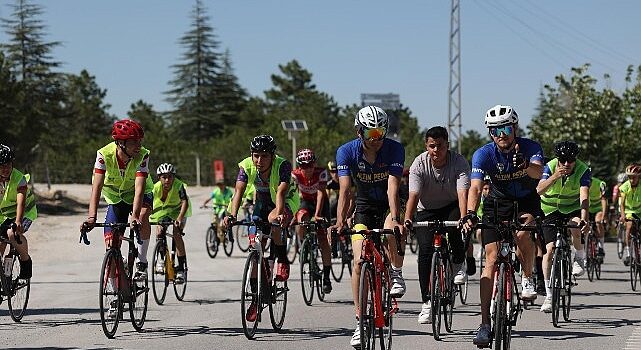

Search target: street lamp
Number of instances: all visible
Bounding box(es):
[281,120,308,168]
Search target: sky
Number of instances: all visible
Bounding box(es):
[0,0,639,136]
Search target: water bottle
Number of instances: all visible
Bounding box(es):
[4,256,12,277]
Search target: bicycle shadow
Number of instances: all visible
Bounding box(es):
[185,298,242,305]
[130,325,355,341]
[559,317,640,329]
[513,329,613,340]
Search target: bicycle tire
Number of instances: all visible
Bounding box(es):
[631,242,638,291]
[617,225,625,259]
[205,226,219,259]
[359,262,375,350]
[269,278,288,330]
[7,254,30,322]
[241,251,259,339]
[331,240,345,283]
[315,247,325,302]
[380,272,393,350]
[99,250,121,338]
[430,252,442,340]
[551,248,562,327]
[459,273,469,305]
[561,254,572,322]
[410,235,418,254]
[173,258,187,301]
[300,239,315,306]
[595,257,602,280]
[130,265,148,331]
[236,224,250,252]
[151,243,168,305]
[223,233,234,257]
[493,263,506,350]
[443,259,454,333]
[586,234,596,282]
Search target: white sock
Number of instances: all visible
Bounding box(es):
[137,239,150,264]
[545,279,551,297]
[575,250,585,260]
[391,265,402,272]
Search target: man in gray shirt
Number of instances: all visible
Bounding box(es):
[404,126,471,324]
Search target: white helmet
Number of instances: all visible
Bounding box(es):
[484,105,519,127]
[617,172,627,183]
[355,105,389,129]
[156,163,176,175]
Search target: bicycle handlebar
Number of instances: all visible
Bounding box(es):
[0,222,21,245]
[411,220,460,228]
[289,218,329,230]
[79,222,137,246]
[339,227,404,257]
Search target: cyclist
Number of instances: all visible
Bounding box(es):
[461,105,544,347]
[536,141,590,313]
[327,105,406,348]
[0,144,36,280]
[620,163,641,266]
[223,135,299,322]
[589,175,608,258]
[291,148,333,293]
[150,163,191,283]
[403,126,470,324]
[82,119,154,283]
[202,178,234,244]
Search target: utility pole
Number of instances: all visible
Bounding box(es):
[448,0,462,152]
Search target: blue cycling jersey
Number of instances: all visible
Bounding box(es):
[336,138,404,206]
[470,137,544,199]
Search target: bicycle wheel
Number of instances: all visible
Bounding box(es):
[459,273,469,305]
[269,278,288,330]
[331,239,345,283]
[236,225,251,253]
[99,251,121,338]
[430,252,442,340]
[617,225,625,259]
[151,243,168,305]
[631,243,638,291]
[586,235,596,282]
[7,254,30,322]
[443,260,454,333]
[173,260,187,301]
[300,239,315,306]
[205,226,219,258]
[223,232,234,257]
[379,271,393,350]
[130,267,148,331]
[561,254,572,322]
[410,235,418,254]
[359,262,375,350]
[493,263,506,350]
[595,256,602,280]
[315,247,325,302]
[241,251,259,339]
[551,248,562,327]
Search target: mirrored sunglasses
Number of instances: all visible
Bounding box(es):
[489,125,514,138]
[361,127,387,141]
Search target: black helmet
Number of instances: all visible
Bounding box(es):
[554,140,579,160]
[0,144,14,165]
[250,135,276,154]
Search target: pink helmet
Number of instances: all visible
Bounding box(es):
[296,148,316,166]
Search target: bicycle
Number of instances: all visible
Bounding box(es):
[203,204,234,258]
[228,216,289,339]
[291,219,328,305]
[330,226,353,283]
[150,219,187,305]
[539,218,583,327]
[584,221,602,282]
[409,220,462,340]
[235,201,254,253]
[0,222,30,322]
[617,220,627,260]
[342,225,403,350]
[627,214,641,291]
[80,222,149,339]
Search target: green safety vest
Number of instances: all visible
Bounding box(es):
[477,196,485,220]
[96,142,153,205]
[231,155,299,212]
[150,178,192,221]
[620,180,641,217]
[588,177,606,214]
[212,186,234,206]
[0,168,37,222]
[540,158,589,215]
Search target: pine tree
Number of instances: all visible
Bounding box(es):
[216,48,247,129]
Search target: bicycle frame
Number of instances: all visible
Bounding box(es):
[151,221,176,281]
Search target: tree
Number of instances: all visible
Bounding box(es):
[216,48,248,129]
[459,129,489,162]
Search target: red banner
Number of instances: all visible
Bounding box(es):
[214,160,224,182]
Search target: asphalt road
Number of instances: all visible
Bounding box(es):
[2,206,641,350]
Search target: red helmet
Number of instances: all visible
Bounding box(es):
[296,148,316,166]
[112,119,144,141]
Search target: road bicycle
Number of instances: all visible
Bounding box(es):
[150,219,187,305]
[410,220,464,340]
[343,225,403,350]
[203,204,234,258]
[80,222,149,339]
[235,202,254,253]
[228,216,289,339]
[291,219,328,306]
[627,214,641,291]
[330,226,352,283]
[0,222,30,322]
[584,221,602,282]
[538,218,582,327]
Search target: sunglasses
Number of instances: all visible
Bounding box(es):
[361,127,387,141]
[298,162,314,169]
[489,125,514,138]
[558,156,576,164]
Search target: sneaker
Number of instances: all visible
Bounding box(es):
[245,301,257,322]
[624,254,631,267]
[520,277,538,301]
[536,278,546,296]
[323,278,333,294]
[572,257,585,277]
[174,269,185,284]
[134,262,148,281]
[108,300,119,319]
[389,268,406,298]
[275,261,290,281]
[454,270,467,285]
[417,302,431,324]
[466,256,477,276]
[472,323,492,347]
[350,321,362,348]
[540,296,552,313]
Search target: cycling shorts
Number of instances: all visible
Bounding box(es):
[351,203,388,242]
[541,210,581,245]
[104,193,153,239]
[481,193,541,245]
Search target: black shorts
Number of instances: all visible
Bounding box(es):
[481,193,542,245]
[298,198,330,220]
[353,203,388,230]
[542,210,581,245]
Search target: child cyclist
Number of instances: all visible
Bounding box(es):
[0,144,36,280]
[82,119,154,284]
[202,178,234,243]
[150,163,191,283]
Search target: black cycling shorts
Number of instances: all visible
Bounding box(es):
[481,193,542,245]
[542,210,581,245]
